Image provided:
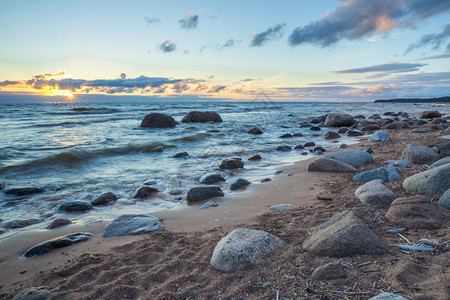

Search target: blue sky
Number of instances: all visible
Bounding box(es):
[0,0,449,102]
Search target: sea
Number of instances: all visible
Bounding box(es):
[1,99,449,236]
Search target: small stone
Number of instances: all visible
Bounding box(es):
[338,143,348,149]
[269,204,297,211]
[248,154,262,161]
[311,262,346,281]
[248,127,263,135]
[310,126,321,131]
[317,194,332,200]
[347,130,363,136]
[230,178,251,191]
[294,145,304,150]
[261,178,272,183]
[173,152,189,158]
[133,186,159,199]
[324,132,341,139]
[276,146,292,151]
[57,201,93,212]
[4,186,42,196]
[90,191,117,206]
[279,133,293,138]
[199,173,226,185]
[304,142,316,147]
[47,218,72,229]
[366,147,374,153]
[23,232,92,257]
[355,180,396,207]
[220,158,244,169]
[200,200,218,209]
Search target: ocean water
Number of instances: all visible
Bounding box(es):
[0,100,449,234]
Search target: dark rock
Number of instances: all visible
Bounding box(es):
[403,163,450,195]
[151,146,164,152]
[248,154,262,161]
[133,186,159,199]
[293,133,304,137]
[301,152,308,155]
[276,146,292,151]
[355,179,396,207]
[57,201,93,212]
[173,151,189,158]
[366,147,374,153]
[311,262,346,281]
[354,114,366,119]
[368,114,381,119]
[12,288,54,300]
[337,127,348,133]
[261,178,272,183]
[384,121,409,129]
[299,122,312,127]
[186,186,224,203]
[324,114,355,127]
[385,196,444,229]
[181,111,222,123]
[324,132,341,139]
[310,115,327,124]
[208,129,221,133]
[325,150,373,168]
[294,145,304,150]
[420,111,441,119]
[437,143,450,156]
[402,146,440,164]
[199,173,226,185]
[0,180,5,191]
[307,157,356,172]
[143,180,157,185]
[304,142,316,147]
[103,214,163,237]
[4,218,43,229]
[169,189,182,195]
[438,189,450,209]
[220,158,244,169]
[248,127,263,134]
[383,112,393,116]
[4,186,42,196]
[347,130,363,136]
[338,143,348,149]
[47,218,72,229]
[279,133,293,138]
[230,178,251,191]
[309,126,321,131]
[352,164,400,182]
[200,200,218,209]
[90,191,117,206]
[23,232,92,257]
[140,113,177,128]
[314,146,326,152]
[317,194,332,200]
[360,124,382,131]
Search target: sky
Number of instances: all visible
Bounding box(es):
[0,0,449,102]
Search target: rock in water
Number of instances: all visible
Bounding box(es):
[355,180,396,207]
[229,178,251,191]
[200,200,218,209]
[302,210,389,257]
[186,186,224,203]
[133,186,159,199]
[419,110,441,119]
[276,146,292,151]
[368,130,390,142]
[199,173,226,185]
[307,157,356,172]
[324,131,341,139]
[0,180,5,191]
[12,288,54,300]
[352,164,400,182]
[210,228,283,272]
[219,158,244,169]
[57,201,93,212]
[325,150,373,168]
[324,114,355,127]
[181,111,222,123]
[311,262,346,281]
[438,189,450,209]
[103,214,163,237]
[173,152,189,158]
[248,127,263,134]
[4,186,42,196]
[403,163,450,195]
[4,218,43,229]
[369,292,409,300]
[248,154,262,161]
[23,232,92,257]
[402,146,440,164]
[90,191,117,206]
[140,113,177,128]
[47,218,72,229]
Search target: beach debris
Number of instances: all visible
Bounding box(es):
[311,262,346,281]
[140,113,177,128]
[23,232,92,257]
[186,186,224,203]
[307,157,356,173]
[438,189,450,209]
[403,163,450,195]
[230,178,251,191]
[368,130,390,142]
[352,164,400,183]
[402,145,440,164]
[12,287,54,300]
[103,214,163,237]
[90,191,117,206]
[325,150,373,168]
[210,228,283,272]
[387,228,405,234]
[132,186,159,199]
[200,200,218,209]
[173,151,189,158]
[394,239,439,252]
[47,218,72,229]
[355,180,396,207]
[324,113,355,127]
[57,201,93,212]
[181,111,222,123]
[199,173,226,185]
[247,127,263,134]
[4,186,43,196]
[269,204,297,211]
[219,158,244,169]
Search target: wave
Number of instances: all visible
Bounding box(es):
[48,107,120,115]
[30,117,131,128]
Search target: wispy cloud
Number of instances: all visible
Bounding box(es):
[208,85,226,93]
[405,24,450,54]
[144,17,161,25]
[0,80,20,87]
[250,23,286,47]
[216,39,241,50]
[419,53,450,60]
[179,11,199,30]
[158,40,176,53]
[330,62,426,74]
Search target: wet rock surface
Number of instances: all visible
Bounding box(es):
[140,113,177,128]
[103,214,163,237]
[186,186,224,203]
[23,232,92,257]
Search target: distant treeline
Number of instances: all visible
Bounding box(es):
[375,96,450,103]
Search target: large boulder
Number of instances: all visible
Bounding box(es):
[420,111,441,119]
[325,150,373,168]
[90,191,117,206]
[13,288,54,300]
[385,196,443,229]
[402,146,440,164]
[219,158,244,169]
[132,186,159,199]
[23,232,92,257]
[368,130,390,142]
[403,163,450,195]
[431,156,450,168]
[355,180,396,207]
[4,186,42,196]
[210,228,283,272]
[229,178,251,191]
[181,111,222,123]
[247,127,263,134]
[199,173,226,185]
[140,113,177,128]
[438,189,450,209]
[57,201,93,212]
[324,114,355,127]
[103,214,163,237]
[307,157,356,172]
[352,164,400,182]
[311,262,346,281]
[186,186,224,203]
[302,210,389,257]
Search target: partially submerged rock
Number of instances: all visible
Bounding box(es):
[247,127,263,134]
[307,157,356,173]
[186,186,224,203]
[200,200,218,209]
[103,214,163,237]
[4,218,43,229]
[181,111,222,123]
[173,151,189,158]
[325,150,373,168]
[355,180,396,207]
[23,232,92,257]
[199,173,226,185]
[47,218,72,229]
[220,158,244,169]
[248,154,262,161]
[140,113,177,128]
[4,186,42,196]
[229,178,251,191]
[403,163,450,195]
[132,186,159,199]
[402,146,440,164]
[90,191,117,206]
[324,132,341,139]
[57,201,93,212]
[210,228,283,272]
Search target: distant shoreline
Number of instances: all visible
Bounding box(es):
[375,96,450,103]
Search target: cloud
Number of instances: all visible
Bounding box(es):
[216,39,241,50]
[330,62,426,74]
[405,24,450,54]
[172,82,190,93]
[208,85,226,93]
[419,53,450,60]
[288,0,450,47]
[144,17,161,25]
[83,76,181,89]
[250,23,286,47]
[158,40,176,53]
[179,11,199,30]
[0,80,20,87]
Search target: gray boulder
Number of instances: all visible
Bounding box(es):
[200,200,218,209]
[230,178,251,191]
[324,114,355,127]
[186,186,224,203]
[4,218,43,229]
[307,157,356,172]
[103,214,163,237]
[368,130,390,142]
[4,186,42,196]
[402,146,440,164]
[369,292,409,300]
[90,191,117,206]
[438,143,450,156]
[140,113,177,128]
[13,288,54,300]
[181,111,222,123]
[403,163,450,195]
[210,228,283,272]
[302,210,389,257]
[220,158,244,169]
[311,262,346,281]
[386,159,411,169]
[269,204,297,211]
[355,180,396,207]
[133,186,159,199]
[352,164,400,182]
[47,218,72,229]
[325,150,373,168]
[57,201,93,212]
[438,189,450,209]
[199,173,226,185]
[430,156,450,168]
[23,232,92,257]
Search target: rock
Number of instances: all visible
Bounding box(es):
[140,113,177,128]
[269,204,297,211]
[324,132,341,139]
[248,154,262,161]
[103,214,163,237]
[220,158,244,169]
[369,114,381,119]
[169,189,182,195]
[292,133,304,137]
[385,196,443,229]
[324,114,355,127]
[279,133,293,138]
[186,186,224,203]
[347,130,363,136]
[133,186,159,199]
[338,143,348,149]
[325,150,373,168]
[368,130,390,142]
[302,210,389,257]
[402,146,440,164]
[437,143,450,156]
[4,186,42,196]
[4,218,43,229]
[23,232,92,257]
[403,163,450,194]
[247,127,263,134]
[0,227,5,235]
[276,146,292,151]
[47,218,72,229]
[369,292,409,300]
[230,178,251,191]
[210,228,283,272]
[311,262,346,281]
[90,191,117,206]
[317,194,332,200]
[431,156,450,168]
[299,122,312,127]
[304,142,316,147]
[181,111,222,123]
[438,189,450,209]
[310,126,321,131]
[0,180,5,190]
[352,164,400,182]
[310,115,327,123]
[384,122,405,130]
[57,201,93,212]
[12,288,54,300]
[387,159,411,169]
[355,180,396,207]
[337,127,348,133]
[261,178,271,183]
[314,146,326,153]
[173,152,189,158]
[354,114,366,119]
[151,146,164,152]
[307,157,356,172]
[199,173,226,185]
[420,110,441,119]
[200,200,218,209]
[360,124,381,131]
[294,145,304,150]
[143,180,157,185]
[366,147,374,154]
